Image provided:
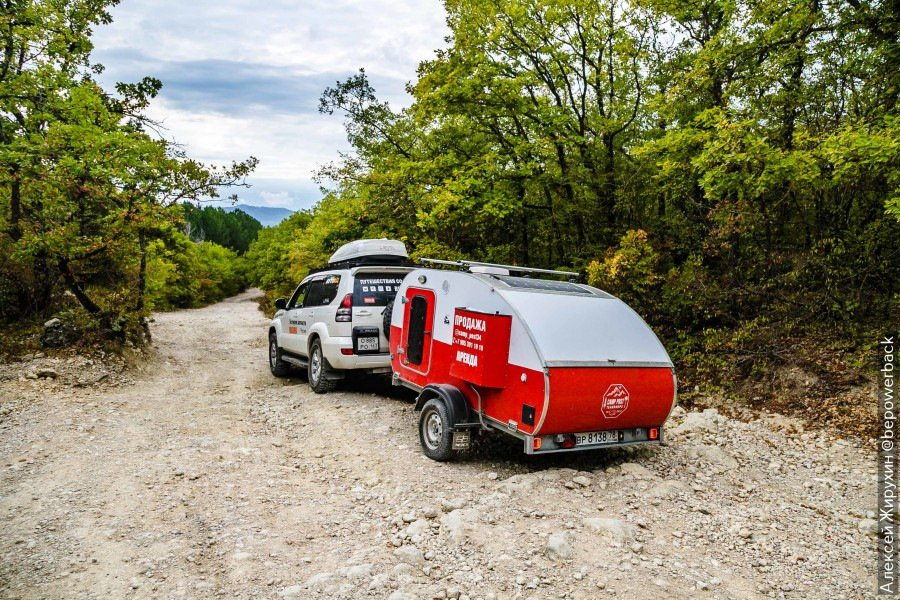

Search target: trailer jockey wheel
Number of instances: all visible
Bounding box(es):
[418,398,456,461]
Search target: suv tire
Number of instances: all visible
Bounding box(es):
[269,332,291,377]
[383,299,394,341]
[308,338,337,393]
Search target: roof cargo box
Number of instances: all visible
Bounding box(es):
[328,239,408,266]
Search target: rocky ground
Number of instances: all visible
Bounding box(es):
[0,289,878,599]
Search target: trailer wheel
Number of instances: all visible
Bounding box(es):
[419,398,456,461]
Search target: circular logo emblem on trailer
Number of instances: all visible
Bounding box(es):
[601,384,630,418]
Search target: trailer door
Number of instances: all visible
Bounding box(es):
[402,288,435,375]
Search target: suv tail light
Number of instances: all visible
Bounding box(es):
[336,293,353,322]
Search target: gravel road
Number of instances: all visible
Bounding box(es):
[0,289,878,599]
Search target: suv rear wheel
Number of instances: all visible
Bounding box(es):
[308,338,337,393]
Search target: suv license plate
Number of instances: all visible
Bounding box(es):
[358,337,379,352]
[574,430,621,446]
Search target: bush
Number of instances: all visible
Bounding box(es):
[586,230,661,309]
[145,230,246,310]
[245,211,313,298]
[196,241,247,304]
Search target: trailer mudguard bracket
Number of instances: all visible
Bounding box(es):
[415,384,470,429]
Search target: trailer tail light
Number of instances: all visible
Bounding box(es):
[336,293,353,322]
[649,427,659,440]
[532,437,542,451]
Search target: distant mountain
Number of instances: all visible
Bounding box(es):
[224,204,294,227]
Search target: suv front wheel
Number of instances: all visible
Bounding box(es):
[269,333,290,377]
[308,339,337,393]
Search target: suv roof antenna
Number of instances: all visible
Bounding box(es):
[419,258,579,279]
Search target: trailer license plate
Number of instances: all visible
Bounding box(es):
[358,337,379,352]
[575,430,621,446]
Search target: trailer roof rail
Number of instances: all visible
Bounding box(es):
[419,258,580,279]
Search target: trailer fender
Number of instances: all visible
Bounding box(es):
[415,384,470,428]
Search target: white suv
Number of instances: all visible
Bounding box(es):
[267,240,413,392]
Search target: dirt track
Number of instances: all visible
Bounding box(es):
[0,289,878,599]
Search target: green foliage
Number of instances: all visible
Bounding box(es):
[586,230,661,308]
[144,232,247,310]
[0,0,256,342]
[296,0,899,392]
[196,242,247,304]
[182,204,263,253]
[144,232,201,310]
[245,210,314,297]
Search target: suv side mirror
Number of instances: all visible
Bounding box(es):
[274,298,287,310]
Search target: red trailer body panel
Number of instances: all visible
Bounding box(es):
[448,309,512,388]
[479,368,546,434]
[391,330,547,434]
[392,335,674,436]
[392,327,467,391]
[538,366,675,435]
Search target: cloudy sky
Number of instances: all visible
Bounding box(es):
[91,0,449,212]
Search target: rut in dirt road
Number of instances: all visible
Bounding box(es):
[0,289,878,599]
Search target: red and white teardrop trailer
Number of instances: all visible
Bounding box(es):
[389,259,677,460]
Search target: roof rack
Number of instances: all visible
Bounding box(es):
[419,258,579,279]
[307,256,413,275]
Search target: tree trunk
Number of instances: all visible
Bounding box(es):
[135,231,147,311]
[8,168,21,241]
[57,258,102,315]
[519,186,531,265]
[30,250,54,314]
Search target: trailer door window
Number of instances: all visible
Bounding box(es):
[407,295,428,365]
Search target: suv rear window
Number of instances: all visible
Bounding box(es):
[354,274,405,307]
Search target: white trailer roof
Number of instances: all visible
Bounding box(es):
[495,284,672,367]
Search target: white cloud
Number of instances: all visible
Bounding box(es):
[144,98,337,177]
[256,191,294,209]
[90,0,449,211]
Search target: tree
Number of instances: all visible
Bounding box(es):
[0,0,256,336]
[245,210,313,296]
[182,204,263,254]
[305,0,899,392]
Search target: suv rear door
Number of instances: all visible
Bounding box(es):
[352,270,408,353]
[304,274,343,338]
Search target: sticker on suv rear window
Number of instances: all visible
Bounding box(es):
[354,275,405,307]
